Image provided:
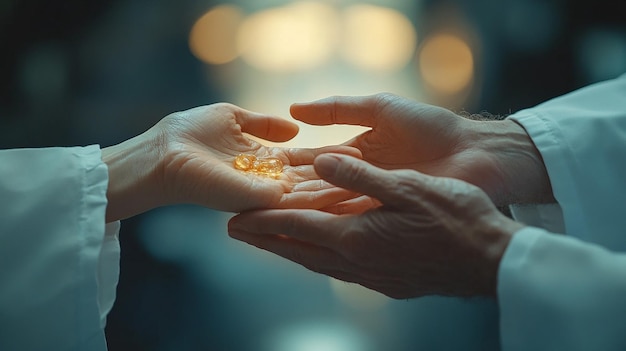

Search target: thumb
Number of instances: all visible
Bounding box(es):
[314,154,409,206]
[237,111,300,142]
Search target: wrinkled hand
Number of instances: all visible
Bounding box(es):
[103,104,359,221]
[228,154,524,299]
[290,93,553,207]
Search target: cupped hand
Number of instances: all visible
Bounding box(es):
[290,93,553,206]
[103,103,360,221]
[228,154,524,299]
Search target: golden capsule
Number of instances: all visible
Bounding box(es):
[233,154,257,171]
[253,157,283,175]
[233,153,283,176]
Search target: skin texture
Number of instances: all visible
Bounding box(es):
[290,93,554,208]
[228,93,552,298]
[102,103,360,222]
[229,154,525,298]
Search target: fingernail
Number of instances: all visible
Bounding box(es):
[315,154,340,178]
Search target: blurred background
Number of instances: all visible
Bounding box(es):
[2,0,625,350]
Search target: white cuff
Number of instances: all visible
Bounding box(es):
[98,221,121,328]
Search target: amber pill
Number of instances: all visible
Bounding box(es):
[233,154,283,176]
[233,154,257,171]
[253,158,283,175]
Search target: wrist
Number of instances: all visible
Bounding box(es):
[102,127,165,222]
[466,119,555,206]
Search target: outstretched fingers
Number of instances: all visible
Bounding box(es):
[282,145,362,166]
[290,95,383,128]
[229,209,352,248]
[320,195,381,215]
[279,183,359,210]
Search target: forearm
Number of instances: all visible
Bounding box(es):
[102,128,164,222]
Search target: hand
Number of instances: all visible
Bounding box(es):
[290,93,554,206]
[103,103,360,222]
[228,154,525,299]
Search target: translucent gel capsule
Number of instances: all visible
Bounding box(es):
[233,154,257,171]
[253,158,283,175]
[233,153,283,176]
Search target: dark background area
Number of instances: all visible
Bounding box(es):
[2,0,625,350]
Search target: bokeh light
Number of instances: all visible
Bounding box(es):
[418,33,474,94]
[189,2,418,75]
[263,321,372,351]
[237,1,339,72]
[341,4,417,72]
[189,5,244,65]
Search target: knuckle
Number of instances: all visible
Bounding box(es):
[388,170,421,202]
[328,96,341,124]
[372,92,403,116]
[448,178,484,199]
[394,169,418,183]
[213,102,237,111]
[373,92,399,105]
[347,162,368,182]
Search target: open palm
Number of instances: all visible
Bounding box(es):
[291,93,519,207]
[155,103,359,212]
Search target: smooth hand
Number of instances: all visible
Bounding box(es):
[103,103,359,222]
[229,154,525,299]
[291,94,554,207]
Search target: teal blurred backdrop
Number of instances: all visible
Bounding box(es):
[2,1,625,350]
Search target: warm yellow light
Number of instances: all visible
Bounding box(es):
[237,1,339,72]
[418,33,474,94]
[189,5,244,65]
[341,5,417,72]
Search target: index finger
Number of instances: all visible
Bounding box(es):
[290,95,382,128]
[282,145,362,166]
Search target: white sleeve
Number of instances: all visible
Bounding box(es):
[499,228,626,351]
[507,73,626,247]
[498,74,626,350]
[0,146,121,351]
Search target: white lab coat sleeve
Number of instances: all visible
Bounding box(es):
[498,228,626,351]
[507,73,626,247]
[0,146,121,351]
[497,73,626,350]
